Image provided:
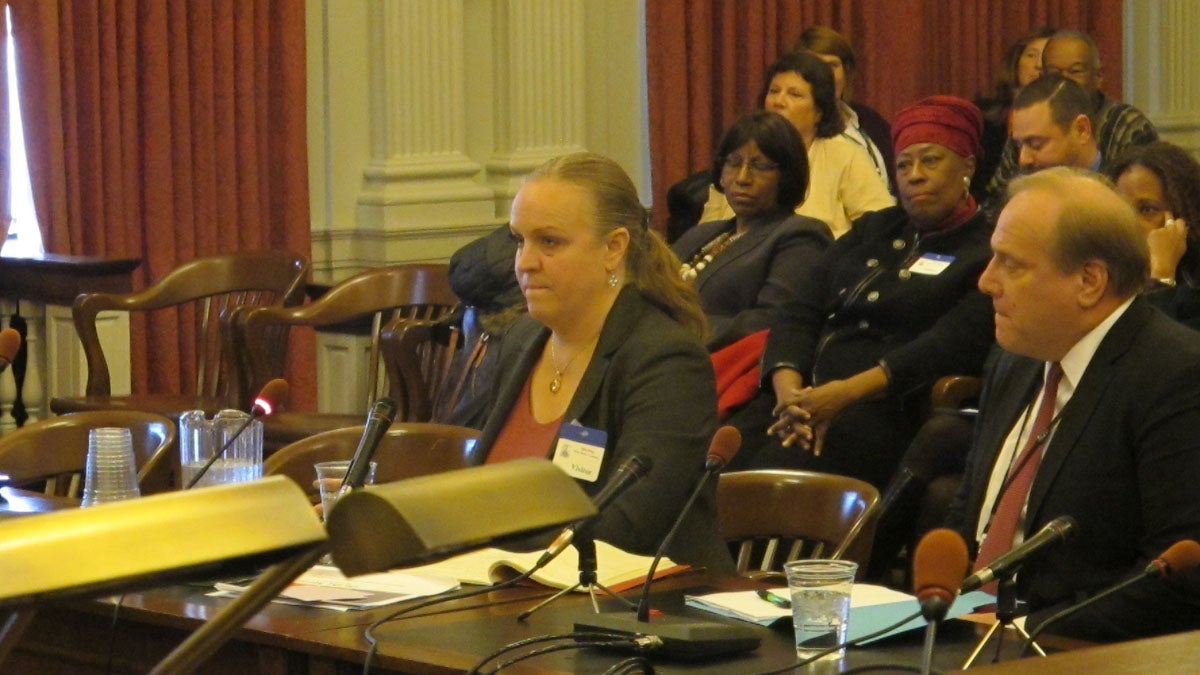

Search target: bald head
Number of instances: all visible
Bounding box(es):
[1042,30,1103,91]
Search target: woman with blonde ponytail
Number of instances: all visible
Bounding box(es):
[470,152,732,571]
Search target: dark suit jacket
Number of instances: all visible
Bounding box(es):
[474,287,733,571]
[948,298,1200,640]
[672,214,832,350]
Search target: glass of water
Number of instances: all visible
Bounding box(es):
[314,460,377,521]
[784,559,857,661]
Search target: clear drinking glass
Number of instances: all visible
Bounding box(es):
[81,427,140,506]
[314,460,377,522]
[784,559,857,661]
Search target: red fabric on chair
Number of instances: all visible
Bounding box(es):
[712,329,769,421]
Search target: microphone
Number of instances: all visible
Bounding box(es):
[913,528,969,623]
[334,397,398,500]
[1022,539,1200,653]
[912,528,969,675]
[532,454,653,570]
[961,516,1077,593]
[0,327,21,372]
[576,426,763,659]
[184,378,288,489]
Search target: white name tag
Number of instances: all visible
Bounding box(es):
[552,424,608,482]
[908,252,955,276]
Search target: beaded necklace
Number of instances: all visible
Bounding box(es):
[679,229,744,281]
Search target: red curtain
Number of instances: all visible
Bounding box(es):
[646,0,1124,229]
[8,0,314,407]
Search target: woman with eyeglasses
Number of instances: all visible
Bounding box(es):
[698,51,894,239]
[726,97,994,492]
[671,110,832,350]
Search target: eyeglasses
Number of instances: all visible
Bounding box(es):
[722,156,779,177]
[1043,65,1092,79]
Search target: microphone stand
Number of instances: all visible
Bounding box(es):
[518,533,635,621]
[961,577,1045,668]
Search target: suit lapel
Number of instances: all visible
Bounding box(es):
[695,222,770,290]
[563,288,643,424]
[972,356,1043,521]
[1025,300,1151,529]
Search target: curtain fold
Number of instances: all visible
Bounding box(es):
[646,0,1123,230]
[9,0,314,407]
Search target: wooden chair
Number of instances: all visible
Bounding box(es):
[235,264,459,449]
[0,410,178,496]
[717,469,879,580]
[379,317,462,423]
[49,251,310,417]
[262,422,478,503]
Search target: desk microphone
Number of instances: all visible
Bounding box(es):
[1021,539,1200,654]
[334,397,398,500]
[961,516,1077,593]
[912,528,969,675]
[184,378,288,489]
[532,454,653,570]
[576,426,761,660]
[0,328,21,373]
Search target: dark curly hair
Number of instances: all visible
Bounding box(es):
[758,50,844,139]
[1107,141,1200,285]
[711,110,810,212]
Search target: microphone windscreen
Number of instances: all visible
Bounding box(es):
[706,425,742,468]
[374,396,399,423]
[1159,540,1200,576]
[624,454,654,480]
[254,378,290,416]
[913,528,969,601]
[0,328,21,363]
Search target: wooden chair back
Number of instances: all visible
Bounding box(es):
[380,317,463,423]
[717,469,879,580]
[262,423,478,503]
[0,411,178,497]
[237,264,459,409]
[68,251,309,407]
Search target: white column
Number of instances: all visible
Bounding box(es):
[484,0,587,218]
[1124,0,1200,156]
[353,0,499,266]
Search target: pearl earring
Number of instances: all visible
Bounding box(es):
[607,272,619,288]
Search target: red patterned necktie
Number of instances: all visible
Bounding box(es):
[973,362,1063,594]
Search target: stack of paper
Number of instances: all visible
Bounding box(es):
[400,540,686,592]
[211,567,459,611]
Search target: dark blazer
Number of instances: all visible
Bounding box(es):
[762,205,995,397]
[672,214,832,350]
[948,298,1200,641]
[474,286,733,571]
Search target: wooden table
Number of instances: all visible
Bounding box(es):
[4,567,1120,675]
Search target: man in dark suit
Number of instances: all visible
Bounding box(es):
[948,167,1200,641]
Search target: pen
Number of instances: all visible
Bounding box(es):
[757,589,791,609]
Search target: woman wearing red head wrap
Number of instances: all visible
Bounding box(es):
[725,97,995,495]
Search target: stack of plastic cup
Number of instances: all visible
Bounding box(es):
[80,427,141,506]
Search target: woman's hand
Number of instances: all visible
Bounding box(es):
[768,397,816,451]
[1148,214,1188,281]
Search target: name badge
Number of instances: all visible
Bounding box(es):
[908,252,955,276]
[552,423,608,482]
